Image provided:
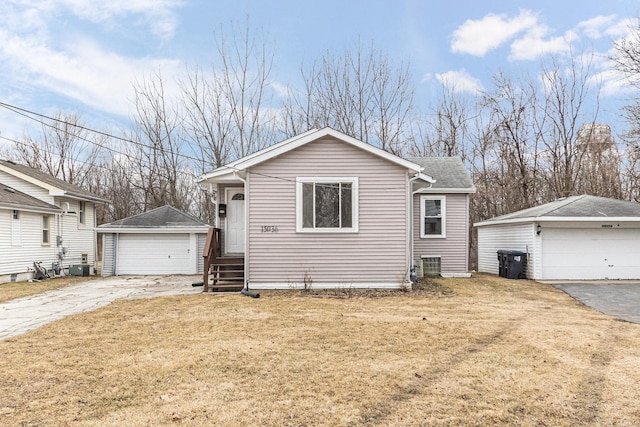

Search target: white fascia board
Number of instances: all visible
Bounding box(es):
[248,281,408,290]
[416,172,436,184]
[0,164,61,193]
[96,227,211,234]
[474,216,640,227]
[216,127,423,174]
[415,187,476,194]
[0,204,61,214]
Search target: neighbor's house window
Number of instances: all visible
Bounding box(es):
[420,195,446,238]
[296,177,359,232]
[42,216,51,245]
[12,210,19,220]
[79,201,85,225]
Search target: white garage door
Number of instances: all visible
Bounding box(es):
[542,228,640,280]
[117,234,193,275]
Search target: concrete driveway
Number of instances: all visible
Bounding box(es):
[550,282,640,324]
[0,275,203,340]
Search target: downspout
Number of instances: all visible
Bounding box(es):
[233,171,259,298]
[410,175,434,284]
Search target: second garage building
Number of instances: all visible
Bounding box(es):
[475,195,640,281]
[99,205,210,276]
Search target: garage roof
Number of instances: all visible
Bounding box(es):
[98,205,210,233]
[475,195,640,227]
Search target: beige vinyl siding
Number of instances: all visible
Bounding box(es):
[413,193,470,275]
[247,137,409,286]
[476,223,535,276]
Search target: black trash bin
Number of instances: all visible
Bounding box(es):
[503,250,527,279]
[496,250,506,277]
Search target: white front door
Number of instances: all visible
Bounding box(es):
[226,188,245,254]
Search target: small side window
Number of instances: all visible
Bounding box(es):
[79,201,85,225]
[42,216,50,245]
[12,210,19,220]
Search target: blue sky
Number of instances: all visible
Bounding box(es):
[1,0,639,143]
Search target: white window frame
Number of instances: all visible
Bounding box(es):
[296,177,359,233]
[42,215,51,245]
[420,195,446,238]
[79,201,85,225]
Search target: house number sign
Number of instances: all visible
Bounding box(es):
[261,226,279,233]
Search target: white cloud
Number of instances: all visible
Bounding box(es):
[433,70,484,94]
[451,10,538,56]
[577,15,618,39]
[0,1,185,118]
[509,28,578,61]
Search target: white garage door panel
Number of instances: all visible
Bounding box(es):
[542,228,640,280]
[118,234,192,275]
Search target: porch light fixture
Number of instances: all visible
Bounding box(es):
[536,224,542,235]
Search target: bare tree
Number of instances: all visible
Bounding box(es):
[10,112,100,187]
[182,19,276,170]
[281,41,414,155]
[129,70,198,213]
[537,54,600,199]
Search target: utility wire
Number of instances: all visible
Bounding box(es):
[0,101,419,191]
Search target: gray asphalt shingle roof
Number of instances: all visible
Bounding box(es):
[0,182,61,212]
[0,159,107,203]
[99,205,209,228]
[408,157,475,191]
[482,195,640,223]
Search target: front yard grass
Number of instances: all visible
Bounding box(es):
[1,274,639,426]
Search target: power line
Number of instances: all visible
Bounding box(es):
[0,101,419,191]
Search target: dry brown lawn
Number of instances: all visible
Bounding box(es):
[1,274,639,426]
[0,276,96,304]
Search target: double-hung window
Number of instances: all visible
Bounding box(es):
[296,177,358,232]
[79,201,85,225]
[420,195,446,238]
[42,216,50,245]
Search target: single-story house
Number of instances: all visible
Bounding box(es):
[0,159,107,284]
[197,127,475,290]
[98,205,210,276]
[475,195,640,280]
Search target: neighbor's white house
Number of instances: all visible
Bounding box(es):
[0,160,107,283]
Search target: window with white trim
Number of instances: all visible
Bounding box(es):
[420,195,446,238]
[42,215,50,245]
[296,177,358,232]
[79,201,85,225]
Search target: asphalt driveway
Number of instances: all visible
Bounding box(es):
[551,282,640,324]
[0,275,202,340]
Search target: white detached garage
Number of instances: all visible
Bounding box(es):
[98,206,210,276]
[475,195,640,281]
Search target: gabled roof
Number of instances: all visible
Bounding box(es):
[98,205,210,232]
[475,195,640,227]
[0,159,107,203]
[0,182,61,213]
[198,127,433,184]
[408,157,475,193]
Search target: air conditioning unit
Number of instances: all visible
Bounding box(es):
[70,264,90,276]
